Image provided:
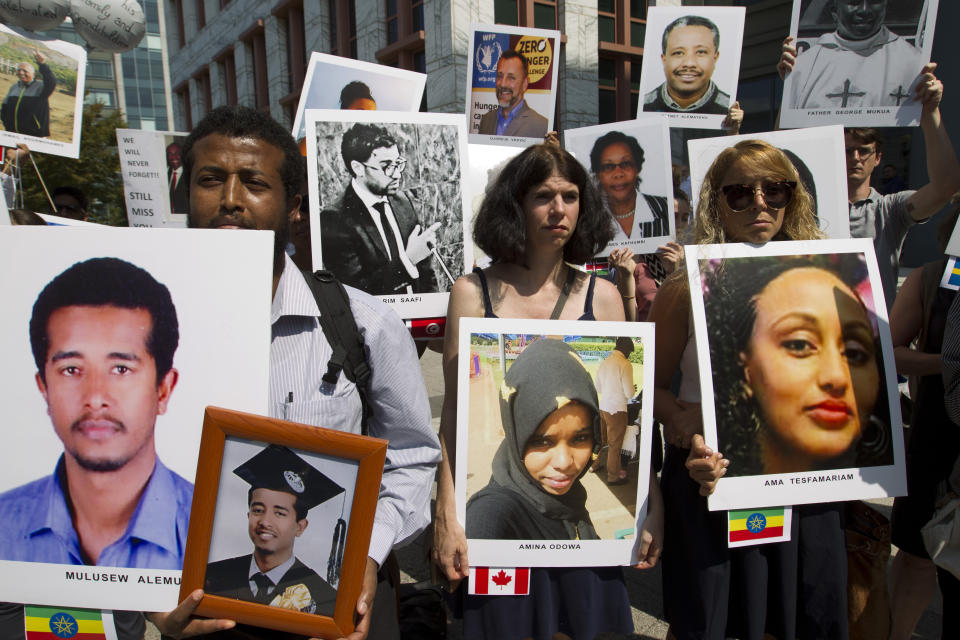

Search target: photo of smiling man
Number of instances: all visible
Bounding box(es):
[637,7,745,129]
[0,257,191,569]
[643,15,729,115]
[204,445,343,615]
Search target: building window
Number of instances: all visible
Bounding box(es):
[376,0,425,70]
[216,48,237,105]
[195,0,205,29]
[275,1,306,112]
[597,0,645,123]
[242,25,269,110]
[174,0,185,47]
[493,1,557,29]
[175,84,192,129]
[329,0,357,58]
[87,59,114,79]
[85,89,116,107]
[194,67,212,117]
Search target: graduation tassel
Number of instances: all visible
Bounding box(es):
[327,492,347,587]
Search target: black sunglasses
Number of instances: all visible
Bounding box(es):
[720,181,797,212]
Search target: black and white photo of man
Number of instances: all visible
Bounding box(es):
[319,123,440,296]
[785,0,926,110]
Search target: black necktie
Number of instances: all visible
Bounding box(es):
[251,572,274,604]
[373,201,401,261]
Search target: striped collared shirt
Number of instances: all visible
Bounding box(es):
[269,255,440,565]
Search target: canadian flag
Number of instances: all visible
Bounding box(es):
[468,567,530,595]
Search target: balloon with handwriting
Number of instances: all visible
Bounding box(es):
[70,0,146,52]
[0,0,70,31]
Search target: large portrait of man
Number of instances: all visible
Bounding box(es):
[319,123,440,296]
[636,7,745,129]
[466,24,560,146]
[0,24,86,159]
[781,0,939,127]
[0,227,272,610]
[305,109,470,319]
[0,257,189,568]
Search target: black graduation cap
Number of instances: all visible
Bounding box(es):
[233,444,345,512]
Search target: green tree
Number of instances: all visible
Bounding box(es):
[20,103,128,226]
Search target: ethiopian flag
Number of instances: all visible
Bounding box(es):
[24,606,105,639]
[728,507,791,547]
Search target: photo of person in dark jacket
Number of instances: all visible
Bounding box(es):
[1,49,55,138]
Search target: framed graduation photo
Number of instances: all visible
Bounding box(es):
[686,240,907,511]
[636,6,745,129]
[455,318,656,567]
[780,0,940,128]
[181,407,387,638]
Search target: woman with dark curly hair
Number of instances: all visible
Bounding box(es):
[432,143,664,639]
[703,254,890,477]
[649,139,852,640]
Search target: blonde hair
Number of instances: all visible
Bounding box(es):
[692,139,823,244]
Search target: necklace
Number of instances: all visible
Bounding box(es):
[612,209,634,220]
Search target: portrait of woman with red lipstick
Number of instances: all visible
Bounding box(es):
[702,253,893,477]
[465,338,603,541]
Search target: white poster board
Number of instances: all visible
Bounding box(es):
[686,239,906,511]
[456,318,655,566]
[0,227,273,610]
[687,126,851,239]
[636,6,745,130]
[780,0,940,128]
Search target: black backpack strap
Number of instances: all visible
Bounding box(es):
[301,269,372,436]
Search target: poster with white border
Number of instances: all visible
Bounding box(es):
[636,6,744,130]
[116,129,191,227]
[565,117,675,256]
[0,24,86,158]
[290,53,426,143]
[305,109,470,320]
[466,143,523,270]
[687,126,851,239]
[456,318,655,566]
[685,239,906,511]
[466,24,560,147]
[780,0,940,128]
[0,227,273,610]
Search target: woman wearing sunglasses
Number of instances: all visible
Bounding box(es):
[649,140,850,640]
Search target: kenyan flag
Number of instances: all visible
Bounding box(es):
[24,606,105,639]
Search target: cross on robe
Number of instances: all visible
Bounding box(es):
[889,85,909,106]
[826,79,867,107]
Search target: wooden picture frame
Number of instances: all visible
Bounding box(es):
[180,407,387,637]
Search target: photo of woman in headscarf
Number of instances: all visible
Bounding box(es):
[703,253,893,477]
[466,338,604,541]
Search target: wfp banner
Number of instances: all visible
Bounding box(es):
[466,24,560,145]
